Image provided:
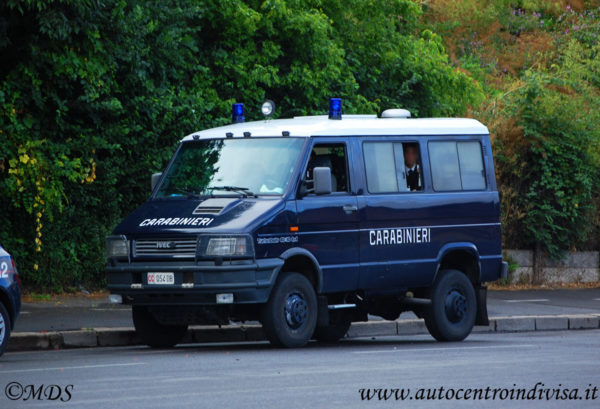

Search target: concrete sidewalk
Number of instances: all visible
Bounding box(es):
[8,288,600,352]
[8,313,600,352]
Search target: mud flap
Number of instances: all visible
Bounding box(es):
[317,295,329,326]
[475,285,489,326]
[500,261,509,279]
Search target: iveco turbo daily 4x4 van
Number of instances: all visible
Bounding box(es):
[106,99,508,348]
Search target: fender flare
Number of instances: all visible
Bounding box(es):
[278,247,323,292]
[433,242,481,283]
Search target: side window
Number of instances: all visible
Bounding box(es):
[457,142,486,190]
[363,141,423,193]
[428,141,486,191]
[429,141,462,191]
[306,143,349,193]
[363,142,397,193]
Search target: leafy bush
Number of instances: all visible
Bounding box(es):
[489,41,600,258]
[426,0,600,258]
[0,0,479,291]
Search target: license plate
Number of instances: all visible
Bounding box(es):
[147,272,174,285]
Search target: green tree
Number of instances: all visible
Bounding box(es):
[322,0,483,116]
[0,0,485,291]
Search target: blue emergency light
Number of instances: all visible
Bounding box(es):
[329,98,342,120]
[232,103,245,123]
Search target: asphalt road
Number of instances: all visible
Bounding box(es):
[14,288,600,332]
[0,330,599,408]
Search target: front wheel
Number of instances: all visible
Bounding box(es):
[132,306,188,348]
[261,272,317,348]
[424,269,476,342]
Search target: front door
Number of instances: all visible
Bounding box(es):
[295,138,360,293]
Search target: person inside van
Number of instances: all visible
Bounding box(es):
[403,143,422,191]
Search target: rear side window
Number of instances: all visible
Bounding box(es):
[428,141,486,191]
[363,142,423,193]
[457,142,487,190]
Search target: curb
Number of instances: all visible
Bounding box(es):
[8,314,600,353]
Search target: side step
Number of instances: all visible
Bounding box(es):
[328,303,357,310]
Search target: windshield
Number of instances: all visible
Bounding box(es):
[155,138,306,198]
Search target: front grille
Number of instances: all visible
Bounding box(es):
[134,238,197,258]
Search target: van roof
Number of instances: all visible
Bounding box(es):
[181,115,489,141]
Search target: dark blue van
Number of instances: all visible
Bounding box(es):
[0,244,22,357]
[106,101,507,348]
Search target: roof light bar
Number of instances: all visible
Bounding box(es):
[232,103,245,124]
[329,98,342,120]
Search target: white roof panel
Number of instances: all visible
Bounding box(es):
[181,115,488,141]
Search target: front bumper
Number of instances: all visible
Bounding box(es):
[106,258,284,305]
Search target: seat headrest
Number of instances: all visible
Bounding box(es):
[311,154,333,168]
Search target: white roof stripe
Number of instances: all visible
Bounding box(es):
[181,115,489,141]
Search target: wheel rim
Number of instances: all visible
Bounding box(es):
[284,292,308,330]
[444,289,467,323]
[0,313,5,344]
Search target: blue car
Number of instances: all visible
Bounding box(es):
[0,244,21,357]
[107,100,507,348]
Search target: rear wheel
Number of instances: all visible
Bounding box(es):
[132,306,188,348]
[424,269,476,342]
[261,272,317,348]
[0,303,11,357]
[313,310,351,343]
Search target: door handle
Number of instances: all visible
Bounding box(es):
[342,204,358,213]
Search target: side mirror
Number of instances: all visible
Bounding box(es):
[313,167,332,195]
[151,172,162,191]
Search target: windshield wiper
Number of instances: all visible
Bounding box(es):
[209,186,257,198]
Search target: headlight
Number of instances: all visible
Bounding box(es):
[198,235,254,258]
[106,235,129,259]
